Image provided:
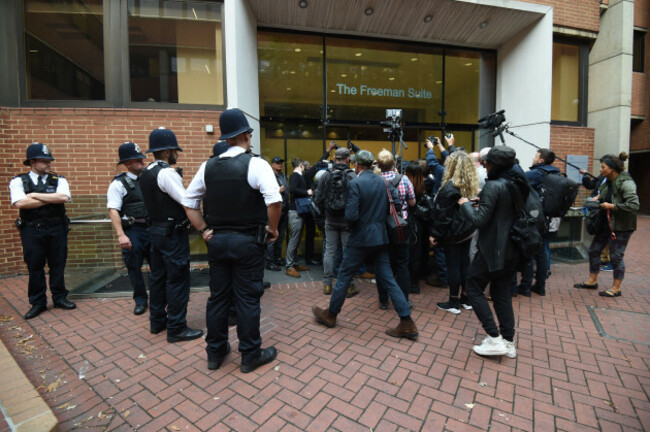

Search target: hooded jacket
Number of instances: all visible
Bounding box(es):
[598,172,639,232]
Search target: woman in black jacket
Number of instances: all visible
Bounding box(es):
[429,151,478,314]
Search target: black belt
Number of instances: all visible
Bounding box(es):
[23,217,66,227]
[212,228,258,237]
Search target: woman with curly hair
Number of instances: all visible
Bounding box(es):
[429,151,478,314]
[574,153,639,297]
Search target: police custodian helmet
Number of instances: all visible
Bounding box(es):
[218,108,253,140]
[118,141,146,164]
[23,142,55,166]
[146,127,183,153]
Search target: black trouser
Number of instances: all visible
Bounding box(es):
[465,252,516,342]
[206,232,265,364]
[303,212,316,262]
[444,239,471,299]
[148,225,191,336]
[122,224,151,306]
[408,216,428,289]
[20,222,69,306]
[377,243,410,304]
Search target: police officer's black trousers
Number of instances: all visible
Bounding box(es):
[206,232,265,364]
[122,224,151,306]
[20,222,68,306]
[148,225,190,336]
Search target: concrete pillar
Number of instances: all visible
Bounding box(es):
[588,0,634,164]
[223,0,260,149]
[496,8,554,169]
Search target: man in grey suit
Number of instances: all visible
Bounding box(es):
[312,150,418,340]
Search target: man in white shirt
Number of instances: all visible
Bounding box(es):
[139,128,203,343]
[106,142,151,315]
[9,143,75,319]
[184,108,282,373]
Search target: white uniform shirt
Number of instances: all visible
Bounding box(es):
[145,160,186,205]
[106,172,138,217]
[9,172,71,205]
[183,146,282,209]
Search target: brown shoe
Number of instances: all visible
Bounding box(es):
[295,264,310,271]
[285,267,301,278]
[385,318,418,340]
[312,306,337,328]
[323,284,332,295]
[346,283,359,298]
[356,271,374,279]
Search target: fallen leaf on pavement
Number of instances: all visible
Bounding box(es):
[170,426,181,431]
[604,400,617,412]
[465,404,475,409]
[0,315,14,322]
[46,378,61,392]
[123,410,130,418]
[17,335,33,345]
[56,403,70,409]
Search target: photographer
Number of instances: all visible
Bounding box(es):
[425,134,456,195]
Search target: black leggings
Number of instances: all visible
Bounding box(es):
[443,239,471,298]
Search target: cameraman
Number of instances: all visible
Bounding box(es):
[425,135,456,195]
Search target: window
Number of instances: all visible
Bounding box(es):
[128,1,224,104]
[24,0,105,100]
[633,30,645,73]
[551,40,588,125]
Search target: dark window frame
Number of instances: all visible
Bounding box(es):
[551,36,589,127]
[633,29,646,73]
[5,0,227,110]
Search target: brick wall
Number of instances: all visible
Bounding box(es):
[549,125,595,206]
[631,72,647,118]
[0,107,222,276]
[524,0,601,32]
[635,0,648,29]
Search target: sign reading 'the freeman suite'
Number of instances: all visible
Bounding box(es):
[335,83,432,99]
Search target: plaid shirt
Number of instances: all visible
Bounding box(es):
[381,171,415,219]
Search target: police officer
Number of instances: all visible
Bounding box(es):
[139,128,203,343]
[10,143,75,319]
[183,108,282,373]
[107,142,151,315]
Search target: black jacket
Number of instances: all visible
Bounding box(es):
[460,176,517,272]
[288,171,309,211]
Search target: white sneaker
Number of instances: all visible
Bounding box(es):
[472,335,508,356]
[504,340,517,359]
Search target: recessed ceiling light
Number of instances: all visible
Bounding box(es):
[361,66,367,70]
[298,0,308,8]
[341,74,347,78]
[424,15,433,23]
[435,80,442,84]
[287,87,292,91]
[364,7,374,16]
[389,77,395,81]
[355,52,362,57]
[465,62,473,66]
[331,89,336,93]
[294,48,302,52]
[290,70,296,74]
[411,57,418,62]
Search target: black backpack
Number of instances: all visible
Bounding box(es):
[324,167,352,215]
[506,181,546,260]
[538,171,579,217]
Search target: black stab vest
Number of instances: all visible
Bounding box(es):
[17,173,66,221]
[114,173,148,219]
[139,162,186,223]
[203,153,267,231]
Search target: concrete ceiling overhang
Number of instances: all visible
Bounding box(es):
[246,0,551,50]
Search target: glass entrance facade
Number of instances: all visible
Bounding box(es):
[258,30,495,167]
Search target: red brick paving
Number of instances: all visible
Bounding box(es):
[1,216,650,431]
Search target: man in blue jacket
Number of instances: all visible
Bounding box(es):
[519,149,560,296]
[312,150,418,340]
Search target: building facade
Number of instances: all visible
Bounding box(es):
[0,0,647,276]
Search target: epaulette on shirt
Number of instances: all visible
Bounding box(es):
[114,172,137,190]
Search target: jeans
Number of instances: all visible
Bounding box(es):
[206,232,265,364]
[329,245,411,318]
[266,209,288,262]
[465,252,516,342]
[323,224,350,286]
[377,243,410,304]
[286,210,304,269]
[20,222,69,306]
[122,224,151,306]
[444,239,471,298]
[588,230,633,280]
[520,245,548,291]
[148,225,191,336]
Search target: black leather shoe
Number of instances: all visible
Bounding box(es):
[241,346,278,373]
[53,299,76,310]
[134,304,147,315]
[167,327,204,343]
[25,304,47,320]
[208,343,231,370]
[265,263,282,271]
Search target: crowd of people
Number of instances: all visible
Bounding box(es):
[9,107,640,371]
